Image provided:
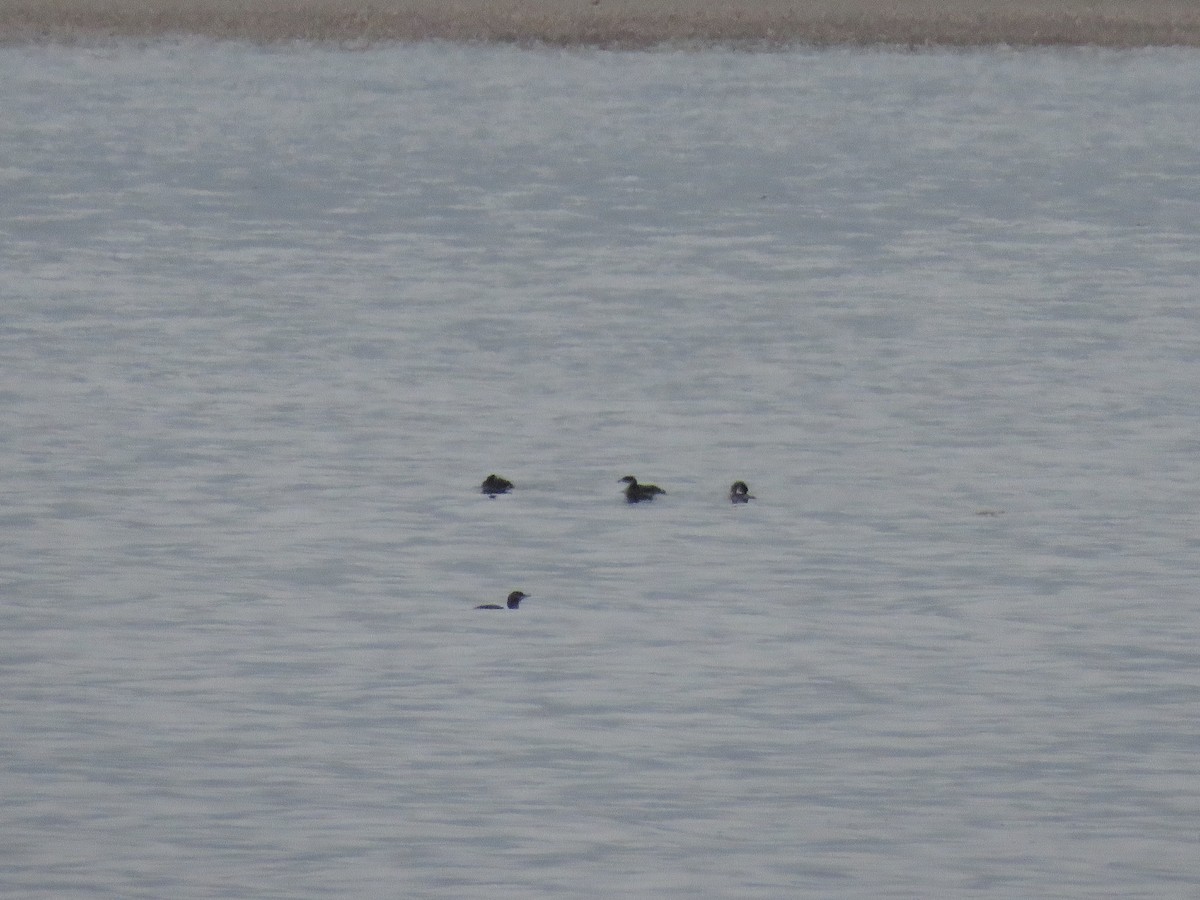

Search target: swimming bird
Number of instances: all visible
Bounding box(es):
[475,590,528,610]
[729,481,755,503]
[619,475,666,503]
[480,474,514,497]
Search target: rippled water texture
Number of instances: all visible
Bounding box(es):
[2,43,1199,898]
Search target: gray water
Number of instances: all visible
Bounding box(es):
[2,41,1199,898]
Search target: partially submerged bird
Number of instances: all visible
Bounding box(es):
[619,475,666,503]
[475,590,528,610]
[729,481,755,503]
[480,474,514,497]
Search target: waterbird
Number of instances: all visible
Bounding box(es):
[729,481,755,503]
[619,475,666,503]
[480,474,514,497]
[475,590,528,610]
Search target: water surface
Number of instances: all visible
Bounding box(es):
[2,42,1199,898]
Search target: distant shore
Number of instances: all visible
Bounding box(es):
[3,0,1200,47]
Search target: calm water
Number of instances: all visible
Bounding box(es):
[2,41,1199,898]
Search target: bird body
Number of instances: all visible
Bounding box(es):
[619,475,665,503]
[481,474,514,497]
[475,590,528,610]
[729,481,755,503]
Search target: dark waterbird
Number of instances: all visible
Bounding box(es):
[619,475,666,503]
[729,481,755,503]
[480,474,514,497]
[475,590,528,610]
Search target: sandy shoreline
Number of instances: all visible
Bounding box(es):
[3,0,1200,47]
